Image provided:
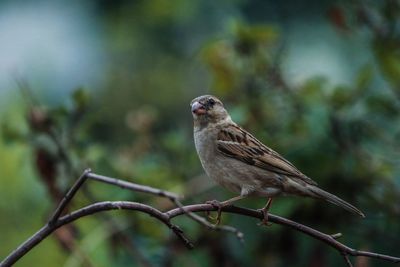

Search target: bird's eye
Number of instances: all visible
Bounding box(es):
[208,99,215,105]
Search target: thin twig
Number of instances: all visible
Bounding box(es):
[87,172,182,200]
[48,169,91,225]
[342,253,353,267]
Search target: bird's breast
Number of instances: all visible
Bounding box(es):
[194,126,245,193]
[194,127,218,171]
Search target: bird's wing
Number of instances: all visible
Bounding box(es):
[216,124,317,186]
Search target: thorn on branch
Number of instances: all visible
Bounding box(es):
[331,233,343,239]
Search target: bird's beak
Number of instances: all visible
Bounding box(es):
[191,101,206,115]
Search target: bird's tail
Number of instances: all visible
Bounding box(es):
[308,186,365,218]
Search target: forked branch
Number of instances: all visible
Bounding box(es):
[1,170,399,267]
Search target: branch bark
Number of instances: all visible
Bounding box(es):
[1,170,399,267]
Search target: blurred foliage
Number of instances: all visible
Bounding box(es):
[1,1,400,267]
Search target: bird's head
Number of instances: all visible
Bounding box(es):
[190,95,230,127]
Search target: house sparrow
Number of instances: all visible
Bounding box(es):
[191,95,365,224]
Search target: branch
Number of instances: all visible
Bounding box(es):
[48,168,91,225]
[172,198,244,244]
[167,205,400,264]
[1,171,399,267]
[342,252,353,267]
[0,201,193,267]
[86,171,244,242]
[87,172,181,200]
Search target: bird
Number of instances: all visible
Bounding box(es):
[190,94,365,225]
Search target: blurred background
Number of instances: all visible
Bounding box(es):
[0,0,399,266]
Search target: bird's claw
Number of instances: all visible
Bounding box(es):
[205,200,223,225]
[206,200,222,207]
[257,208,272,227]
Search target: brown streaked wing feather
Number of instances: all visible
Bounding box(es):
[217,124,317,186]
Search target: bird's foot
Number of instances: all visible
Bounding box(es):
[206,199,222,207]
[205,200,223,225]
[257,208,272,227]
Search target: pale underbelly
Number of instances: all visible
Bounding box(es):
[203,156,283,197]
